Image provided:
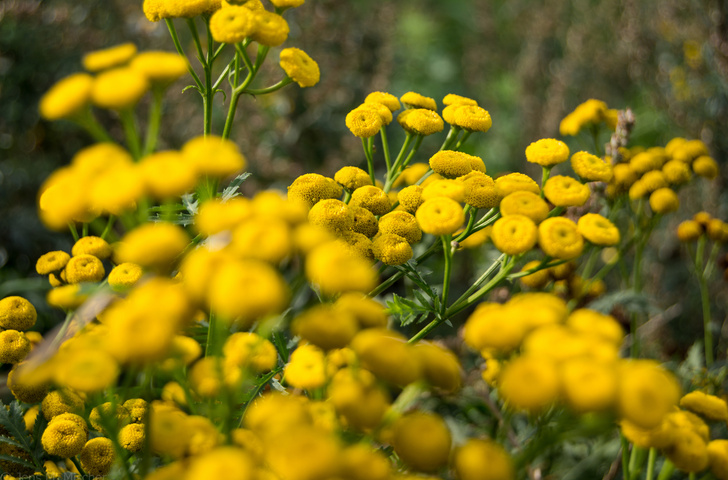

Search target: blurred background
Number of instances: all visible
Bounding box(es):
[1,0,727,345]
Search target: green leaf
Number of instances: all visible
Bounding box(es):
[386,294,432,327]
[0,401,34,455]
[0,435,26,450]
[222,172,252,201]
[0,453,37,471]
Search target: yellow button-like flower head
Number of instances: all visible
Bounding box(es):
[491,215,538,256]
[525,138,570,167]
[538,216,584,259]
[577,213,620,246]
[130,51,189,84]
[0,296,37,331]
[210,5,260,43]
[91,67,149,110]
[39,73,94,121]
[415,197,464,236]
[83,43,137,72]
[280,47,320,87]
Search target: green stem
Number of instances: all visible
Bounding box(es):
[645,448,657,480]
[68,222,79,242]
[540,165,553,196]
[244,77,293,95]
[656,459,674,480]
[165,19,204,89]
[628,446,647,480]
[439,125,461,151]
[72,108,114,142]
[440,235,453,315]
[621,435,631,480]
[120,109,142,160]
[70,456,88,477]
[698,272,714,367]
[100,215,116,241]
[453,131,472,150]
[445,255,513,319]
[384,133,413,192]
[143,86,165,156]
[380,125,392,172]
[362,137,376,184]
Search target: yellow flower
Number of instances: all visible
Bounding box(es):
[53,349,119,393]
[525,138,570,167]
[460,171,500,209]
[412,341,461,393]
[0,296,37,331]
[80,437,115,477]
[72,236,112,259]
[693,155,719,179]
[89,163,144,216]
[327,367,390,430]
[0,330,31,364]
[119,423,145,452]
[464,303,528,353]
[334,294,387,330]
[571,151,613,182]
[91,67,149,110]
[391,411,451,473]
[140,151,198,199]
[400,91,437,110]
[662,159,692,184]
[538,217,584,259]
[372,233,413,265]
[397,162,431,186]
[399,108,444,135]
[577,213,620,246]
[149,405,189,458]
[251,11,289,46]
[269,0,304,8]
[443,93,478,106]
[223,332,277,372]
[649,187,680,214]
[210,5,259,43]
[491,215,538,256]
[348,206,378,238]
[494,172,540,197]
[618,359,681,429]
[416,197,465,236]
[288,173,342,208]
[339,444,392,480]
[365,91,401,112]
[305,240,377,296]
[41,390,85,420]
[429,150,478,178]
[518,260,551,289]
[665,429,709,473]
[230,216,293,264]
[560,358,618,413]
[346,105,383,138]
[7,365,50,403]
[292,305,359,351]
[454,438,515,480]
[422,178,466,203]
[708,440,728,480]
[124,398,148,423]
[612,163,638,189]
[36,250,70,275]
[189,357,241,396]
[39,73,94,121]
[499,191,549,223]
[187,447,255,480]
[397,185,425,213]
[285,344,327,390]
[279,47,320,87]
[566,309,624,346]
[378,211,421,244]
[680,391,728,421]
[677,220,703,242]
[62,254,104,285]
[82,43,137,72]
[182,134,246,178]
[543,175,590,207]
[498,354,560,413]
[335,166,372,191]
[41,420,87,458]
[308,198,354,232]
[143,0,220,21]
[115,222,189,272]
[130,51,189,84]
[451,105,492,132]
[108,262,144,291]
[559,98,609,136]
[350,186,391,215]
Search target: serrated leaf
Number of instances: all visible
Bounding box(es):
[0,435,26,449]
[181,193,198,215]
[0,401,34,455]
[222,172,252,201]
[0,453,36,470]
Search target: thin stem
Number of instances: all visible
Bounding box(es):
[698,272,714,367]
[384,133,414,192]
[68,222,79,242]
[363,137,376,184]
[453,131,472,150]
[380,125,392,172]
[446,256,514,318]
[72,108,114,142]
[621,435,631,480]
[244,77,293,95]
[119,108,142,160]
[656,459,674,480]
[645,448,657,480]
[540,165,553,196]
[165,19,203,89]
[143,86,165,156]
[100,215,116,241]
[439,126,461,151]
[440,235,453,315]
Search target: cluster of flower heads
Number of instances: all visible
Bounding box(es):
[559,98,619,136]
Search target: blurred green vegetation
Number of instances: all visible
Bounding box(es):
[1,0,727,353]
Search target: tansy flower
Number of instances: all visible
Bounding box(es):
[327,368,390,430]
[429,150,478,178]
[334,166,372,191]
[53,349,119,393]
[341,231,374,259]
[612,163,638,189]
[649,187,680,214]
[231,217,292,264]
[62,254,105,284]
[41,390,84,421]
[357,101,393,125]
[130,51,189,84]
[349,206,379,238]
[308,199,354,232]
[665,430,709,473]
[452,104,492,132]
[46,284,88,310]
[518,260,551,289]
[378,211,421,244]
[36,250,70,275]
[365,91,401,112]
[279,47,320,87]
[143,0,220,21]
[708,440,728,480]
[182,135,246,178]
[91,67,149,110]
[443,93,478,106]
[285,344,327,390]
[677,219,703,242]
[397,185,425,213]
[399,108,444,136]
[464,303,528,353]
[82,43,137,72]
[269,0,305,8]
[416,197,465,236]
[543,175,590,207]
[41,420,87,458]
[618,359,681,429]
[459,171,500,209]
[397,162,431,186]
[391,411,451,473]
[108,262,144,291]
[334,294,388,329]
[525,138,570,167]
[577,213,620,246]
[210,5,259,43]
[641,170,668,193]
[494,172,540,197]
[571,151,613,182]
[80,438,115,477]
[400,91,437,110]
[538,217,584,259]
[350,186,391,216]
[0,330,31,364]
[292,305,359,350]
[346,106,383,138]
[115,222,190,272]
[454,439,515,480]
[693,155,719,179]
[0,296,37,331]
[559,98,610,136]
[306,240,377,296]
[288,173,342,207]
[372,233,413,265]
[662,159,692,185]
[140,151,198,199]
[251,11,289,46]
[499,191,549,223]
[223,332,277,372]
[422,179,466,203]
[89,163,144,216]
[498,355,560,413]
[39,73,94,121]
[71,236,112,259]
[119,423,145,452]
[561,358,618,413]
[491,215,538,256]
[123,398,148,423]
[680,391,728,421]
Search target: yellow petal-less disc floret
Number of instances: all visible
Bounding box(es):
[287,173,343,208]
[400,91,437,110]
[397,185,425,213]
[459,171,500,209]
[209,5,260,43]
[649,187,680,214]
[577,213,620,246]
[119,423,145,452]
[334,166,372,191]
[415,197,465,236]
[0,297,37,331]
[680,391,728,421]
[498,355,560,413]
[306,240,377,296]
[429,150,477,178]
[525,138,570,167]
[251,11,289,46]
[399,108,444,136]
[422,179,466,203]
[693,156,719,179]
[308,199,354,232]
[291,304,359,351]
[82,43,137,72]
[349,186,391,216]
[443,93,478,106]
[499,191,549,224]
[518,260,551,289]
[36,250,71,275]
[0,330,31,364]
[378,211,422,244]
[91,67,149,110]
[491,215,538,255]
[454,438,515,480]
[391,411,451,473]
[284,344,327,390]
[182,135,246,178]
[543,175,590,207]
[115,222,190,272]
[61,254,105,284]
[130,51,189,84]
[223,332,277,373]
[346,106,383,138]
[143,0,220,21]
[495,172,540,197]
[708,440,728,480]
[561,358,618,413]
[372,233,413,265]
[140,151,199,199]
[452,104,492,133]
[41,420,87,458]
[538,217,584,259]
[53,349,119,393]
[279,47,320,87]
[39,73,94,121]
[108,262,144,291]
[618,359,681,429]
[677,220,703,242]
[571,151,613,182]
[365,91,401,112]
[72,236,112,259]
[79,437,115,477]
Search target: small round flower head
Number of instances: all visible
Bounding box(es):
[0,330,31,364]
[143,0,220,21]
[89,402,131,435]
[498,354,560,413]
[108,262,144,291]
[365,91,401,112]
[491,215,538,255]
[334,293,388,329]
[91,67,149,110]
[350,186,391,216]
[665,429,709,473]
[628,179,648,200]
[306,240,377,296]
[39,73,94,120]
[335,166,372,191]
[566,309,624,346]
[677,220,703,242]
[210,5,259,43]
[41,419,87,458]
[140,151,198,199]
[46,284,88,310]
[429,150,476,178]
[693,155,719,179]
[458,171,499,209]
[279,47,320,87]
[618,359,682,429]
[559,98,609,136]
[454,439,514,480]
[130,51,189,84]
[443,93,478,106]
[525,138,570,167]
[340,231,374,259]
[358,101,393,125]
[396,163,430,187]
[495,172,540,197]
[288,173,342,208]
[416,197,465,236]
[83,43,137,72]
[680,391,728,421]
[36,250,70,275]
[571,151,613,182]
[182,135,246,178]
[72,236,112,259]
[451,105,492,132]
[391,411,451,473]
[577,213,620,246]
[119,423,145,452]
[397,185,425,213]
[347,205,378,238]
[378,211,422,244]
[251,11,289,46]
[60,254,105,284]
[308,198,354,232]
[422,178,466,203]
[284,344,327,390]
[223,332,277,372]
[115,222,190,272]
[706,219,728,242]
[649,187,680,214]
[372,233,413,265]
[708,440,728,480]
[0,297,37,331]
[292,304,359,350]
[230,216,293,264]
[538,217,584,259]
[399,108,444,136]
[456,224,491,247]
[662,159,692,185]
[400,91,437,110]
[53,349,119,393]
[346,105,383,138]
[543,175,590,207]
[561,358,618,413]
[499,191,549,224]
[88,163,144,216]
[612,163,638,189]
[123,398,148,424]
[641,170,668,193]
[519,260,551,289]
[80,437,115,477]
